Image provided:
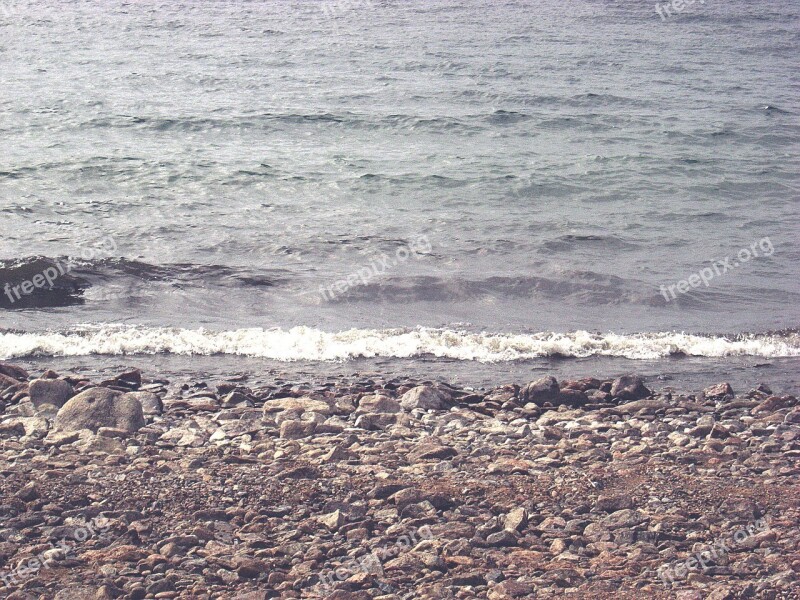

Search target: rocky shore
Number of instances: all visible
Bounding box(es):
[0,363,798,600]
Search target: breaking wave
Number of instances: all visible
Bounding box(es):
[1,326,798,362]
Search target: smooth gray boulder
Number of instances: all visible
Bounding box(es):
[399,385,450,411]
[54,387,145,434]
[29,378,74,409]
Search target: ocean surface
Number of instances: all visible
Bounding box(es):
[1,0,799,392]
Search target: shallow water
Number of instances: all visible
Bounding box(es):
[1,0,798,388]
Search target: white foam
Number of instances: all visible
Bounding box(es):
[1,326,798,362]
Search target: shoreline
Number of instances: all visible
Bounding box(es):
[1,363,798,598]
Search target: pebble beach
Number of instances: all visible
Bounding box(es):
[1,363,798,599]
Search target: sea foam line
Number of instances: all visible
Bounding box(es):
[1,327,799,362]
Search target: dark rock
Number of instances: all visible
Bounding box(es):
[0,421,25,436]
[408,442,458,461]
[484,384,520,404]
[220,391,253,408]
[0,363,29,381]
[116,368,142,389]
[556,389,588,408]
[688,415,715,437]
[561,377,602,392]
[232,555,265,579]
[709,422,730,439]
[489,580,535,598]
[703,382,734,400]
[752,395,796,414]
[15,482,40,502]
[370,483,407,499]
[586,389,612,403]
[521,376,560,405]
[354,413,398,430]
[0,373,22,393]
[486,529,518,547]
[594,494,633,513]
[600,509,647,530]
[610,375,651,401]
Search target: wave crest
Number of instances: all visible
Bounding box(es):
[1,327,798,362]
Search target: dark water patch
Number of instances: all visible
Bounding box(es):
[354,172,469,188]
[760,105,791,114]
[541,234,637,253]
[0,258,297,311]
[94,259,290,288]
[486,110,529,124]
[567,93,649,108]
[0,257,89,309]
[535,116,616,133]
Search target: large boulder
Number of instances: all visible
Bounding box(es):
[29,378,74,409]
[54,387,145,434]
[521,376,560,405]
[610,375,651,401]
[399,385,450,411]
